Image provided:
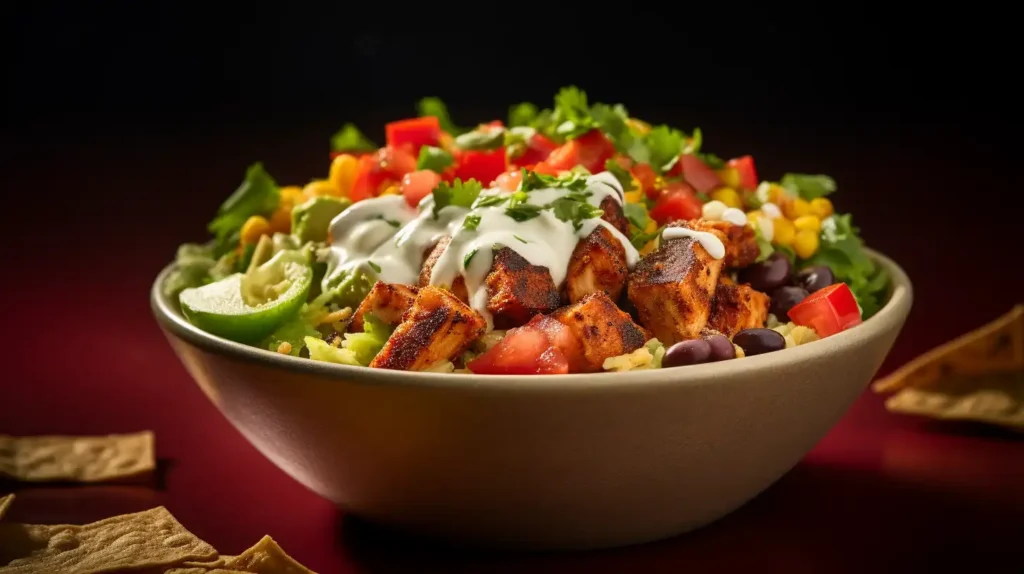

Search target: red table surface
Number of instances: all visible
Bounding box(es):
[2,126,1022,573]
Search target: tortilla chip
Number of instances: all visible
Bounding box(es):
[0,431,155,483]
[885,371,1024,430]
[165,569,250,574]
[0,506,217,574]
[873,304,1023,394]
[0,495,13,521]
[223,535,316,573]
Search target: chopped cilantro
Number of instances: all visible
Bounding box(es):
[463,249,478,268]
[604,159,633,190]
[623,202,650,231]
[643,125,686,173]
[684,127,703,154]
[781,173,837,200]
[416,97,467,135]
[208,163,280,256]
[431,178,484,218]
[471,194,508,209]
[630,225,664,250]
[367,260,381,273]
[463,214,481,231]
[514,234,528,243]
[505,203,544,222]
[552,86,597,139]
[697,152,725,170]
[509,103,539,127]
[549,196,604,231]
[330,123,376,153]
[519,169,589,192]
[416,146,454,173]
[454,129,505,151]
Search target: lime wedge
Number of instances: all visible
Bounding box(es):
[179,251,313,343]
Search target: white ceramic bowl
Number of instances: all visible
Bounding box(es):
[151,249,911,550]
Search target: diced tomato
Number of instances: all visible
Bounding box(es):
[494,169,523,191]
[468,325,569,375]
[532,161,562,176]
[679,154,722,194]
[727,155,758,190]
[650,181,702,225]
[385,117,441,153]
[631,163,658,197]
[611,154,634,170]
[540,129,615,174]
[512,133,559,167]
[350,145,418,201]
[788,283,863,338]
[399,170,442,208]
[467,315,584,375]
[454,148,508,184]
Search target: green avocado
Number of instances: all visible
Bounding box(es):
[291,196,352,243]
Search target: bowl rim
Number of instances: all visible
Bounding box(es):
[151,248,913,393]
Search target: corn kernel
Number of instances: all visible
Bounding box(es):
[794,229,820,259]
[269,205,291,233]
[303,179,338,199]
[768,184,788,205]
[279,186,305,207]
[381,184,400,196]
[328,154,359,196]
[711,187,743,209]
[809,197,834,219]
[240,215,271,245]
[793,214,822,233]
[782,197,810,220]
[718,167,741,190]
[772,217,796,247]
[624,190,644,203]
[746,210,762,227]
[644,219,657,233]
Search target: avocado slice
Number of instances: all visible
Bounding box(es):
[291,196,352,243]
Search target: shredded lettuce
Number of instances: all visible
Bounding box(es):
[207,163,280,256]
[806,213,890,319]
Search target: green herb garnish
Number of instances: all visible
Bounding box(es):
[330,123,376,153]
[431,178,484,218]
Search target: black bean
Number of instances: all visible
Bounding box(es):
[796,265,835,293]
[738,253,792,292]
[733,328,787,356]
[705,334,736,361]
[663,339,713,368]
[770,286,810,321]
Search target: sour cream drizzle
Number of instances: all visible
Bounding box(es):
[661,227,726,260]
[323,172,639,330]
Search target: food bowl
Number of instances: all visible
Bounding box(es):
[151,249,911,550]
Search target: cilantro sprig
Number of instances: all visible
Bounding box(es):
[208,163,280,256]
[330,123,376,153]
[431,178,484,218]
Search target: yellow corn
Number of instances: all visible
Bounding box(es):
[640,218,659,255]
[279,186,305,207]
[717,167,741,190]
[240,215,271,245]
[782,197,811,220]
[809,197,834,219]
[746,210,763,227]
[627,118,652,135]
[328,154,359,197]
[793,214,822,233]
[381,184,400,196]
[624,190,644,203]
[269,205,291,233]
[629,177,643,193]
[794,229,820,259]
[711,187,743,209]
[768,184,788,205]
[772,217,796,247]
[303,179,339,199]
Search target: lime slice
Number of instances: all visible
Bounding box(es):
[179,250,313,343]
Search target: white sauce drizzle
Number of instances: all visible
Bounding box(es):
[661,227,726,260]
[323,172,639,330]
[721,207,748,226]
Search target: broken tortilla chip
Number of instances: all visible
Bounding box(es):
[0,506,217,574]
[0,431,155,483]
[873,304,1023,394]
[0,495,13,521]
[223,535,316,573]
[884,371,1024,430]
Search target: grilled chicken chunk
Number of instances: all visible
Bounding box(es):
[600,196,630,236]
[626,229,727,345]
[707,283,770,338]
[565,226,629,304]
[419,235,470,301]
[370,286,486,371]
[550,291,650,372]
[682,219,759,269]
[485,247,562,329]
[349,281,419,332]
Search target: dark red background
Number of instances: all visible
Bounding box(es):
[3,5,1022,572]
